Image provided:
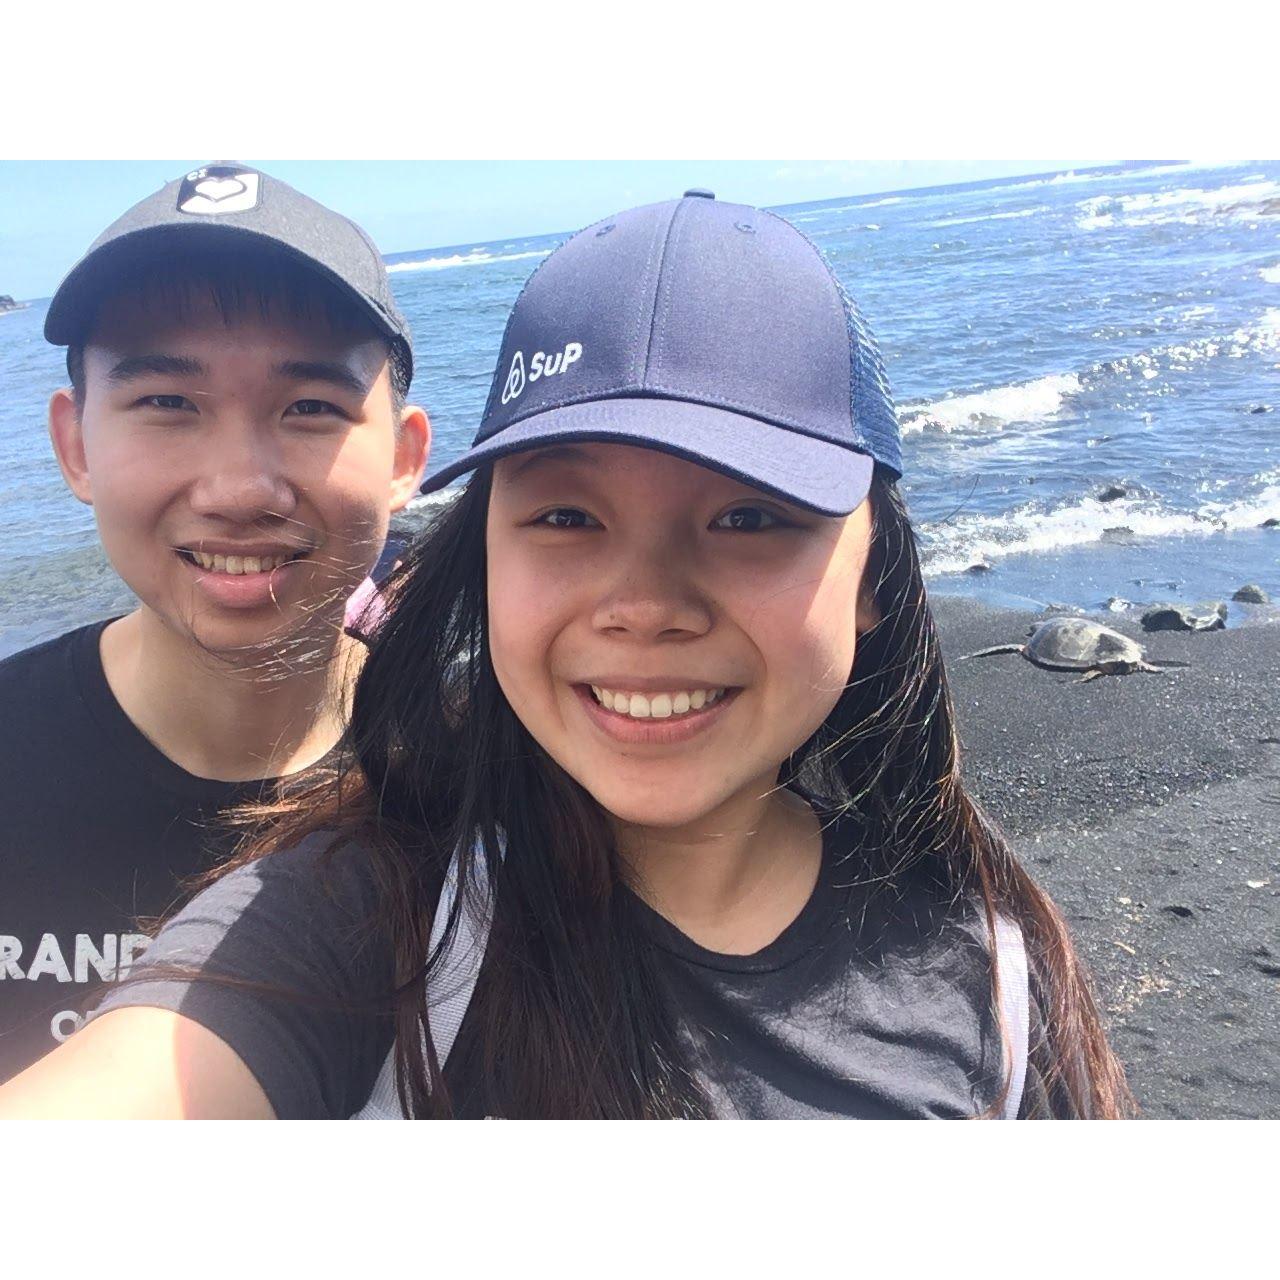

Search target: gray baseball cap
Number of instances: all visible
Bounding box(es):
[421,190,900,515]
[44,162,412,381]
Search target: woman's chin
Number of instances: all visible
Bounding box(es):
[581,777,729,832]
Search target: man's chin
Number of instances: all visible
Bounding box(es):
[155,603,338,670]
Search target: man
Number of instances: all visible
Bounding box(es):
[0,163,429,1080]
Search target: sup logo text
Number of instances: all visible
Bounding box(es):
[501,342,583,405]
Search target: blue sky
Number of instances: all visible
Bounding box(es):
[0,159,1107,301]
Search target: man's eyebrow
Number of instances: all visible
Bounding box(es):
[107,354,206,383]
[507,445,599,481]
[273,360,371,397]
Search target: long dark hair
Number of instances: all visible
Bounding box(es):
[221,462,1134,1118]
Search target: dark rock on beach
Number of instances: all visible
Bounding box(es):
[1141,602,1227,632]
[1233,585,1269,604]
[933,594,1280,1118]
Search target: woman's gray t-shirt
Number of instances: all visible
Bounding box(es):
[93,814,1071,1118]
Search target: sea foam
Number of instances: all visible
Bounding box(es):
[926,207,1046,228]
[900,372,1081,433]
[920,479,1280,577]
[387,248,551,274]
[985,163,1193,197]
[902,307,1280,438]
[1076,179,1280,231]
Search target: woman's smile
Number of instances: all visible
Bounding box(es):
[571,680,741,746]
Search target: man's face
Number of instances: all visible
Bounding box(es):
[51,291,427,657]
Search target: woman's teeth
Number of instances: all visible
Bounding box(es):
[589,687,727,719]
[189,552,297,574]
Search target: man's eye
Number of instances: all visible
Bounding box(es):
[140,394,195,411]
[286,399,343,417]
[535,507,598,529]
[712,506,784,532]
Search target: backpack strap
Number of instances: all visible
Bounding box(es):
[349,844,493,1120]
[993,913,1030,1120]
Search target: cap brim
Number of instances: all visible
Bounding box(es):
[420,398,874,516]
[43,224,410,374]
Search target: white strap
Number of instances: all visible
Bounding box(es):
[993,914,1030,1120]
[349,847,492,1120]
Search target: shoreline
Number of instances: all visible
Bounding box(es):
[932,593,1279,1118]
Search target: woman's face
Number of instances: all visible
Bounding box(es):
[486,443,878,830]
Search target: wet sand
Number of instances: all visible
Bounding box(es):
[934,595,1279,1118]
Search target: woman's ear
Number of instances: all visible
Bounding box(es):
[48,388,93,505]
[389,404,431,512]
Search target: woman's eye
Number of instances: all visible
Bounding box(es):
[286,399,343,417]
[140,394,195,411]
[712,506,784,532]
[535,507,597,529]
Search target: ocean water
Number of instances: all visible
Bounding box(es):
[2,161,1278,659]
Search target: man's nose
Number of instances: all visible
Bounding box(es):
[186,421,296,522]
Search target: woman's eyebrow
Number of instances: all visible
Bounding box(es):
[107,353,205,383]
[273,360,371,397]
[507,445,598,481]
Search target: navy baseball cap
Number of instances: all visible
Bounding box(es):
[420,190,901,515]
[45,162,412,382]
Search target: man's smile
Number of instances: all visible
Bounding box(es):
[173,541,315,576]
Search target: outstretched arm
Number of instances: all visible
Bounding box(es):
[1,838,392,1121]
[0,1006,274,1119]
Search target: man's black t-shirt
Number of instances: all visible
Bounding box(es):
[93,808,1080,1118]
[0,620,290,1081]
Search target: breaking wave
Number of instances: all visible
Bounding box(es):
[386,248,551,274]
[900,373,1081,433]
[901,308,1280,436]
[1076,179,1280,231]
[987,163,1193,195]
[402,487,462,514]
[926,207,1047,228]
[920,477,1280,577]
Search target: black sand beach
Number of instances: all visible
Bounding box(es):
[934,595,1279,1118]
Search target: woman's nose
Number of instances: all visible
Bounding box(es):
[590,539,714,641]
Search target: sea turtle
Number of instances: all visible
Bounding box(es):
[960,616,1178,682]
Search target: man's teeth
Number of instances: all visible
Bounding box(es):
[190,552,295,574]
[589,687,727,719]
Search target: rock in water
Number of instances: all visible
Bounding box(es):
[1262,517,1279,529]
[966,561,993,574]
[1232,584,1269,603]
[1097,484,1128,502]
[1106,596,1132,612]
[1141,602,1227,632]
[1247,404,1272,414]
